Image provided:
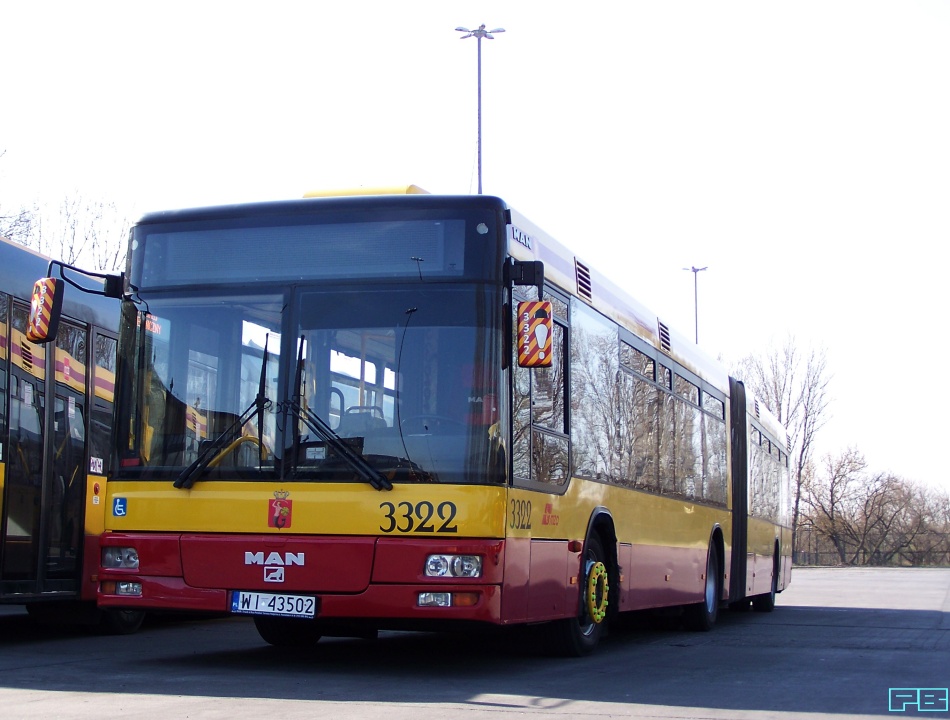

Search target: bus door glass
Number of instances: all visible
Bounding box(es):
[89,332,117,480]
[0,294,9,588]
[46,320,88,584]
[1,302,48,590]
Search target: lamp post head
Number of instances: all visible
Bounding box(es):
[457,24,505,40]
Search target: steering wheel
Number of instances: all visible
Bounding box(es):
[400,414,466,434]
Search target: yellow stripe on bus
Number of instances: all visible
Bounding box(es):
[103,475,748,555]
[507,480,735,551]
[105,481,509,537]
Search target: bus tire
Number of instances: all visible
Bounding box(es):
[549,534,609,657]
[686,543,721,632]
[753,550,779,613]
[100,609,146,635]
[253,616,323,647]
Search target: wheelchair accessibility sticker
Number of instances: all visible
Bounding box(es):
[113,497,128,517]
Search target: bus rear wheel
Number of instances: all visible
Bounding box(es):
[685,544,721,632]
[753,551,779,612]
[549,535,610,657]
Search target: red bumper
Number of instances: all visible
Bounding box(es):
[97,533,505,623]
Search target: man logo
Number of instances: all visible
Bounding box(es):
[244,551,305,583]
[244,552,305,566]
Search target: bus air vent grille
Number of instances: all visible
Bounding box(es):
[575,259,593,302]
[657,321,671,352]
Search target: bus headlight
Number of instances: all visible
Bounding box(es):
[100,580,143,596]
[418,592,479,607]
[102,547,140,569]
[418,592,452,607]
[424,554,482,578]
[116,582,143,596]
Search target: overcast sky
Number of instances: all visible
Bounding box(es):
[2,1,948,492]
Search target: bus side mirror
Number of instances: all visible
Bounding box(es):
[506,259,545,300]
[27,277,64,343]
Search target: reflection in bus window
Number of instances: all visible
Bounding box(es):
[511,294,568,488]
[294,286,502,484]
[118,295,282,473]
[571,301,618,482]
[748,423,786,521]
[532,322,566,435]
[91,334,117,476]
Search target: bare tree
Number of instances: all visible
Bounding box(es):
[846,472,916,565]
[0,204,33,244]
[24,194,129,272]
[888,483,950,566]
[736,335,832,557]
[0,150,34,244]
[802,448,866,563]
[803,448,950,566]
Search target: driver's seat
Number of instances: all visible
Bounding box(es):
[337,407,387,437]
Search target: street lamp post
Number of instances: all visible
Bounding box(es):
[683,266,708,344]
[456,24,505,194]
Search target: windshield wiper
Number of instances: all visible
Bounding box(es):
[286,402,393,491]
[364,455,436,483]
[285,336,392,491]
[174,336,272,490]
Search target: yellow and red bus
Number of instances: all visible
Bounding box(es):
[0,237,143,632]
[38,190,790,654]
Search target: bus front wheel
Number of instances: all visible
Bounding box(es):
[549,534,610,657]
[253,616,323,647]
[100,609,146,635]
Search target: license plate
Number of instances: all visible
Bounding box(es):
[230,591,318,618]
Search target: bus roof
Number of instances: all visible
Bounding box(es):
[134,193,733,396]
[134,194,506,226]
[505,206,731,395]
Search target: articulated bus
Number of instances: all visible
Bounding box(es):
[35,189,791,655]
[0,237,143,632]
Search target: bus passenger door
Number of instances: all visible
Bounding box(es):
[0,305,88,597]
[45,394,85,585]
[1,302,49,594]
[44,320,88,588]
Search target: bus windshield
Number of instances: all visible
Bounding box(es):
[115,284,506,485]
